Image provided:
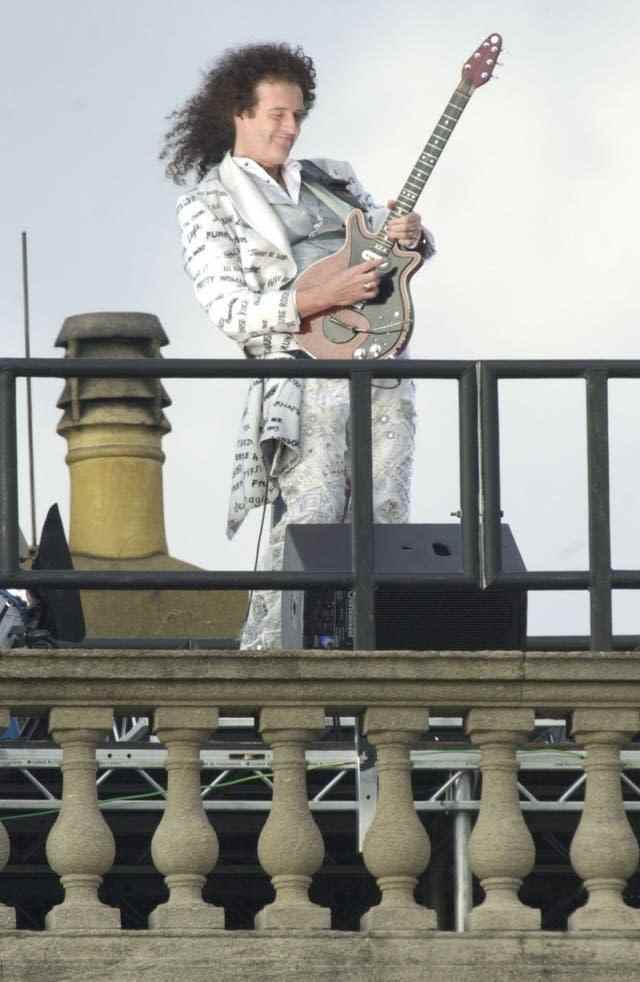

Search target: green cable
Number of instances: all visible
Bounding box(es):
[0,760,356,823]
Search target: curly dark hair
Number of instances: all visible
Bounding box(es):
[160,42,316,183]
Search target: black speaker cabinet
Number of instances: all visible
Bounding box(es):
[281,524,526,651]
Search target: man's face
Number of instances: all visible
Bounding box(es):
[233,79,306,170]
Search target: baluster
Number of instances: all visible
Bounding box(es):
[149,707,223,928]
[45,707,119,929]
[569,709,640,930]
[361,707,435,930]
[0,709,15,927]
[256,707,329,929]
[466,708,540,929]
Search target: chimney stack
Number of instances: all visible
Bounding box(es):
[55,312,245,640]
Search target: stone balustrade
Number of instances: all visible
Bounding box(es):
[0,647,639,945]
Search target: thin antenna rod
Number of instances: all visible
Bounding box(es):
[21,231,37,552]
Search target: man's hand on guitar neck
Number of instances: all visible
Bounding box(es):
[386,200,423,249]
[295,258,383,322]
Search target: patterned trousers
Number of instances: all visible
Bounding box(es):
[241,377,415,649]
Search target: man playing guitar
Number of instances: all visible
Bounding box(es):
[162,42,433,649]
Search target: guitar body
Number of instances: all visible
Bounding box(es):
[296,209,423,360]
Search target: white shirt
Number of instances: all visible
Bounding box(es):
[232,156,302,203]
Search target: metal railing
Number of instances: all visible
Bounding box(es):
[480,361,640,650]
[1,355,639,651]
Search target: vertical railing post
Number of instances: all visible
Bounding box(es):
[453,770,474,932]
[585,370,613,650]
[459,365,480,583]
[0,370,19,575]
[0,708,16,926]
[478,364,501,586]
[350,368,375,649]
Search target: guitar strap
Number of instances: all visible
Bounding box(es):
[299,160,363,220]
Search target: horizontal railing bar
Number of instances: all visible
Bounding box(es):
[3,570,483,590]
[5,357,640,380]
[4,797,640,814]
[489,571,592,589]
[493,569,640,589]
[611,571,640,588]
[67,637,241,649]
[71,633,640,650]
[4,748,640,770]
[0,357,472,380]
[64,634,640,650]
[0,799,352,813]
[4,570,355,590]
[483,360,640,379]
[527,635,640,650]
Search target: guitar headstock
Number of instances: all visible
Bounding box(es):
[461,33,502,88]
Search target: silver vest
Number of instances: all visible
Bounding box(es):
[245,175,347,272]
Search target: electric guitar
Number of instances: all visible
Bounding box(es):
[296,32,502,360]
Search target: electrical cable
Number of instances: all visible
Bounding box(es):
[0,759,355,823]
[239,475,272,640]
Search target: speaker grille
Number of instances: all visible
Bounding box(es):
[375,588,526,650]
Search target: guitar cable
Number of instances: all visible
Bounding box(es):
[239,482,271,642]
[239,377,279,645]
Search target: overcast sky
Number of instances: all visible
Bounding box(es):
[2,0,639,637]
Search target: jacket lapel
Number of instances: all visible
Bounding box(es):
[216,153,294,261]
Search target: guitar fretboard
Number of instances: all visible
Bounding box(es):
[371,79,474,257]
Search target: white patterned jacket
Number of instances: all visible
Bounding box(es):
[176,151,384,358]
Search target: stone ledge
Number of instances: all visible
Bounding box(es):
[2,650,640,714]
[1,931,640,982]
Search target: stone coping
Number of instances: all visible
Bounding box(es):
[1,649,640,713]
[1,930,640,982]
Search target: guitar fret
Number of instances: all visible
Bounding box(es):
[383,80,473,264]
